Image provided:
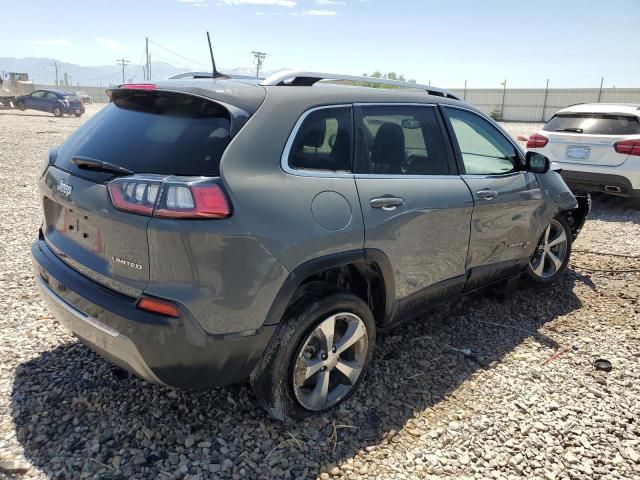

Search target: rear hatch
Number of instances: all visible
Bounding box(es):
[542,112,640,166]
[41,88,237,297]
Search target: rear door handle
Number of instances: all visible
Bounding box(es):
[370,197,405,211]
[476,190,498,200]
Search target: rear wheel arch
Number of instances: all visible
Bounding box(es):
[263,249,395,328]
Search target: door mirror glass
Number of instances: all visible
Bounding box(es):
[525,151,550,174]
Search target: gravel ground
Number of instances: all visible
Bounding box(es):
[0,107,639,480]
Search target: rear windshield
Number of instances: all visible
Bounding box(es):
[543,113,640,135]
[55,90,231,181]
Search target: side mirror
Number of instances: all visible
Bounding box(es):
[525,151,550,174]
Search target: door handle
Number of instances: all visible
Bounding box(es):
[370,197,405,211]
[476,190,498,200]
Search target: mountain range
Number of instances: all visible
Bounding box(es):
[0,57,273,87]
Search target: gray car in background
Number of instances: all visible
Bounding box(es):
[31,71,590,420]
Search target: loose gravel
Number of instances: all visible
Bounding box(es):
[0,107,639,480]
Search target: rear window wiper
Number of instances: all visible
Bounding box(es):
[72,156,134,176]
[555,128,583,133]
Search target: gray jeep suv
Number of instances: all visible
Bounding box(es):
[32,71,589,420]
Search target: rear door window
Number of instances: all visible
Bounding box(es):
[355,105,451,175]
[287,107,353,172]
[55,90,231,182]
[543,113,640,135]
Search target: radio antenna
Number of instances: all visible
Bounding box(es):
[206,31,219,78]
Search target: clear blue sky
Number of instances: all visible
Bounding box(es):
[3,0,639,88]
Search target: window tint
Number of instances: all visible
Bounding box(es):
[543,113,640,135]
[444,108,518,175]
[356,106,450,175]
[31,91,45,98]
[55,90,231,181]
[288,107,352,172]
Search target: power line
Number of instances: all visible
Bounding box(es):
[116,58,130,83]
[148,39,211,69]
[148,51,194,71]
[252,51,267,78]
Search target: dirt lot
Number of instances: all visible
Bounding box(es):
[0,105,639,480]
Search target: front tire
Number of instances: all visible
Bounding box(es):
[251,288,376,421]
[525,215,572,284]
[52,106,63,117]
[16,101,25,111]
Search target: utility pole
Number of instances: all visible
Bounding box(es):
[597,77,604,103]
[116,58,130,84]
[148,54,151,81]
[50,61,60,86]
[251,51,267,78]
[145,37,150,81]
[541,78,550,122]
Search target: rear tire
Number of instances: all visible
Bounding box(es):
[53,106,63,117]
[250,288,376,422]
[525,214,572,284]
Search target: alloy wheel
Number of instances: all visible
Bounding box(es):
[529,219,568,278]
[292,312,368,411]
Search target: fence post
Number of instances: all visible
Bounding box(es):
[500,79,507,120]
[463,79,467,101]
[541,78,549,122]
[597,77,604,103]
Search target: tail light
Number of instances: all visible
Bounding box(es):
[614,139,640,156]
[108,176,231,219]
[527,134,549,149]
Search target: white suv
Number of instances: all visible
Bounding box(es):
[527,103,640,198]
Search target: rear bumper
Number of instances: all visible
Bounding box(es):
[64,104,85,114]
[31,239,276,388]
[559,169,640,198]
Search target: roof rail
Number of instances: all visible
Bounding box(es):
[260,70,461,100]
[166,71,260,80]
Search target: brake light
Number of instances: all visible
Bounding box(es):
[154,184,230,218]
[137,298,180,317]
[614,139,640,156]
[108,179,158,215]
[119,83,156,90]
[527,134,549,149]
[107,177,231,219]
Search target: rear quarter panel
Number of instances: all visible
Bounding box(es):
[219,90,365,271]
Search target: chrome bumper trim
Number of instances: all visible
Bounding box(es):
[36,276,120,338]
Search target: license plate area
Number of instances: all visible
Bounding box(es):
[566,145,591,160]
[58,208,102,252]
